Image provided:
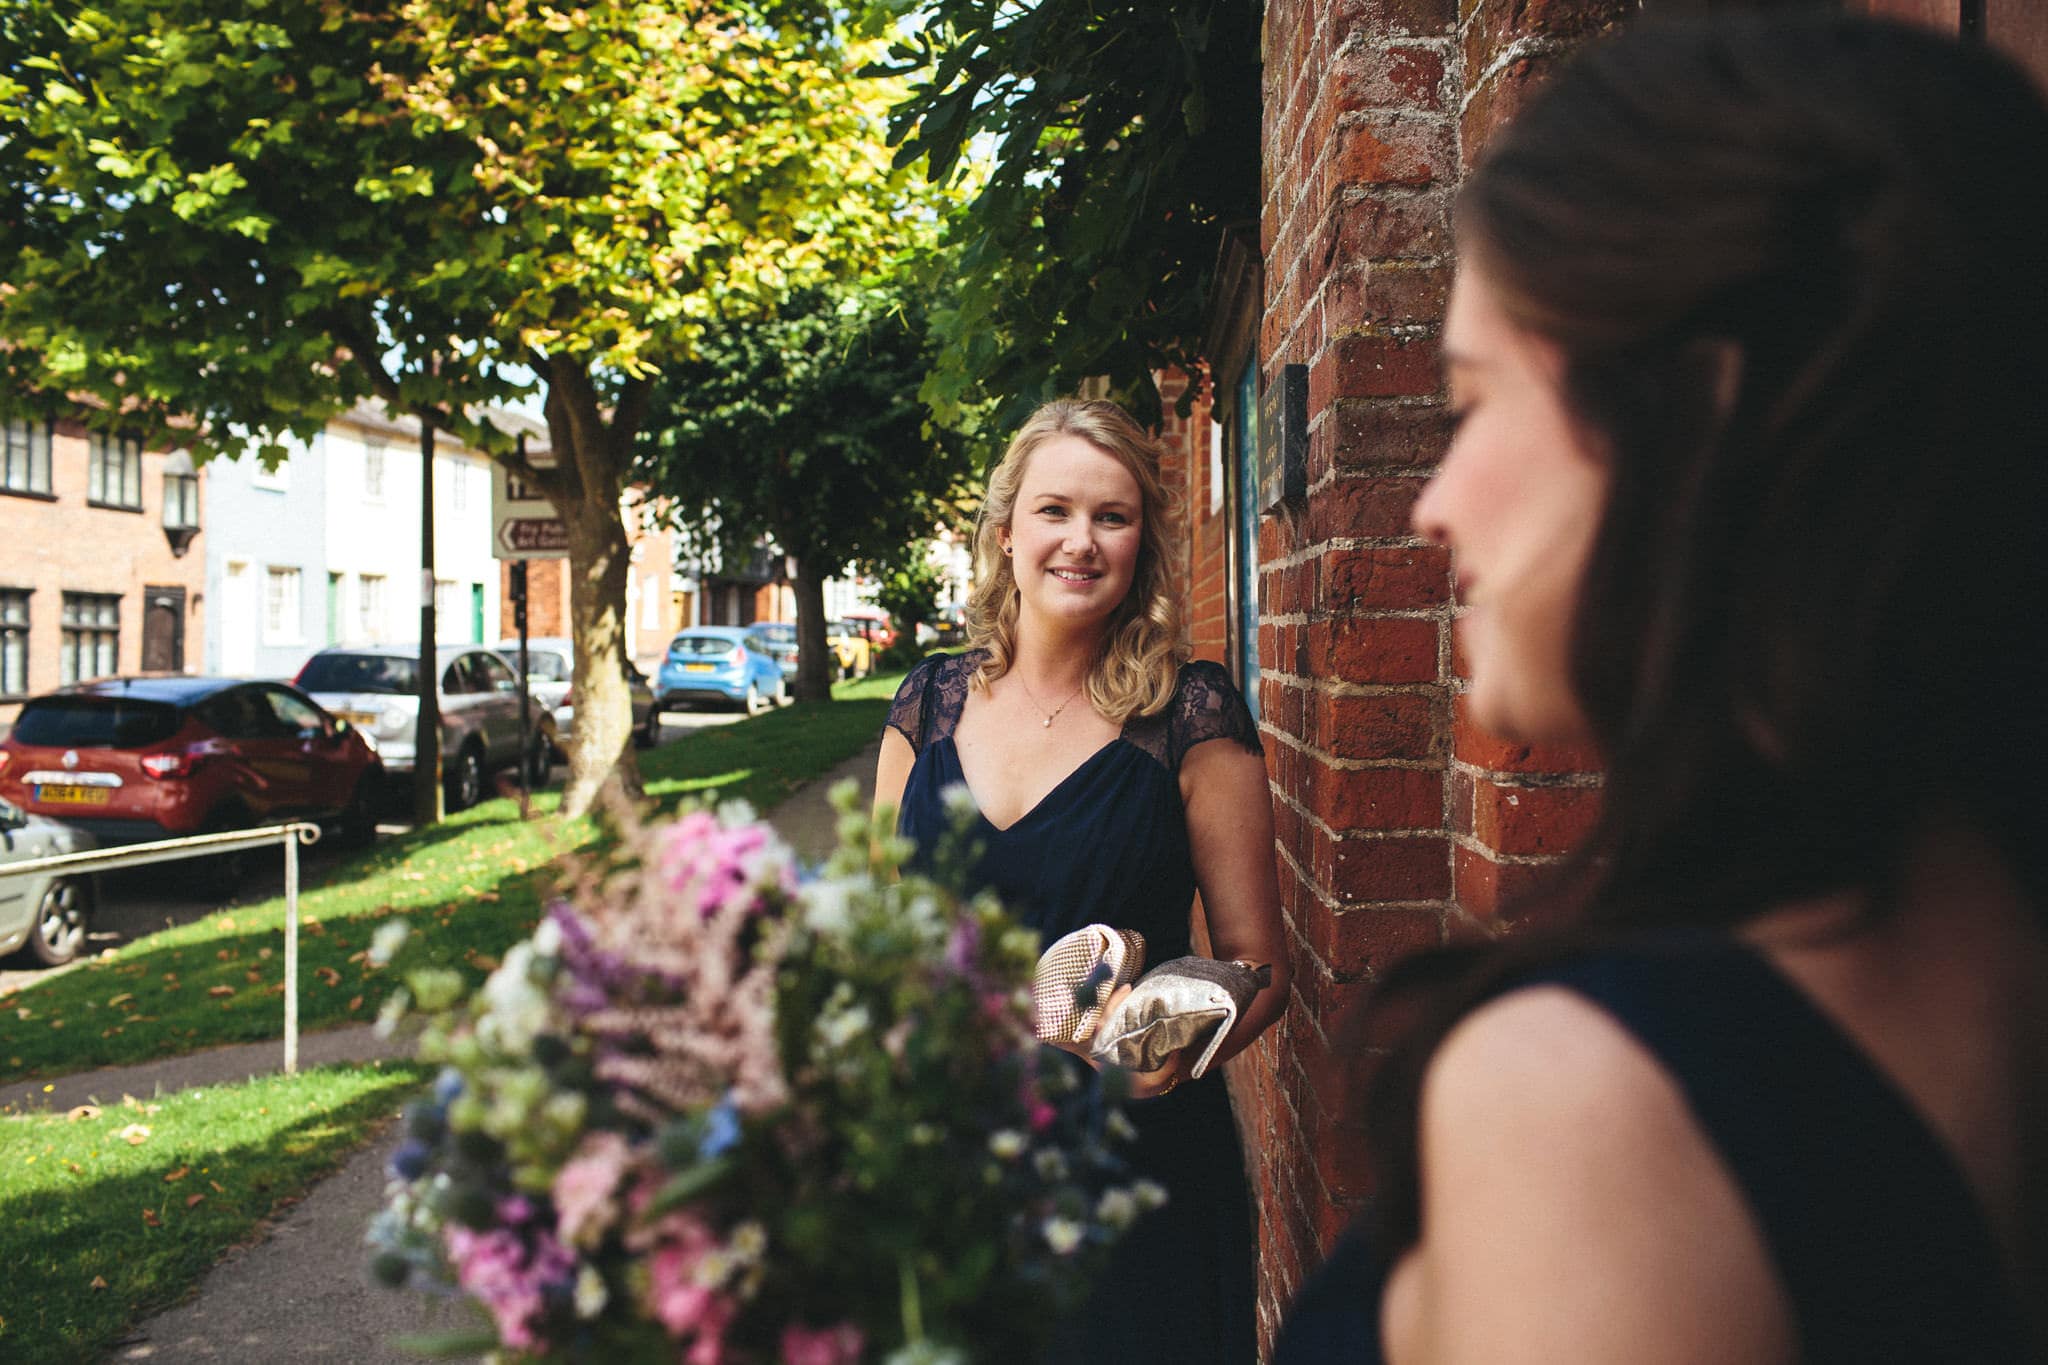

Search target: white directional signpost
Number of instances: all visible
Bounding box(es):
[491,446,569,782]
[491,458,571,561]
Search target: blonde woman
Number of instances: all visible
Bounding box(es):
[874,397,1287,1363]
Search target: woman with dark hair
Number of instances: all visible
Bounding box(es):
[1276,14,2047,1364]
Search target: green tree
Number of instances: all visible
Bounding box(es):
[0,0,923,815]
[876,0,1263,433]
[639,286,976,701]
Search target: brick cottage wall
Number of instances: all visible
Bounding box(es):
[1234,0,1624,1351]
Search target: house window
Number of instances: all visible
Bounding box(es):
[2,418,53,496]
[60,592,120,685]
[263,567,302,644]
[364,446,387,500]
[88,433,145,510]
[444,457,468,511]
[163,469,200,529]
[358,573,386,641]
[0,589,29,697]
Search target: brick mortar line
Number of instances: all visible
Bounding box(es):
[1457,33,1577,119]
[1448,829,1576,865]
[1451,760,1604,788]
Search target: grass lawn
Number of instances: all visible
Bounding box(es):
[0,677,902,1086]
[0,1060,427,1365]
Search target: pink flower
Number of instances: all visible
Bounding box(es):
[1028,1099,1058,1133]
[553,1131,632,1249]
[782,1321,865,1365]
[647,1237,737,1363]
[444,1226,575,1352]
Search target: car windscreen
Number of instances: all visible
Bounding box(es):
[755,624,796,642]
[11,697,182,749]
[669,636,738,658]
[297,654,419,694]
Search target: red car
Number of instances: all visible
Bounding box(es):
[0,677,382,856]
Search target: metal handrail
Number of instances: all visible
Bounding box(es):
[0,822,324,1074]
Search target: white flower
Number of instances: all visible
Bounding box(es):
[1095,1188,1139,1230]
[729,1220,768,1261]
[815,1003,872,1051]
[802,878,856,936]
[373,987,411,1039]
[476,944,550,1053]
[573,1263,608,1319]
[1132,1179,1169,1211]
[987,1130,1027,1160]
[1041,1216,1086,1255]
[1106,1109,1138,1143]
[1032,1148,1069,1182]
[940,782,979,822]
[368,919,411,967]
[531,916,563,958]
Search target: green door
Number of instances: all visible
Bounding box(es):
[470,582,485,643]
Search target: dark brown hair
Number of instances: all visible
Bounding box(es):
[1362,13,2048,1252]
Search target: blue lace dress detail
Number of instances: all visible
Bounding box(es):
[887,650,1264,1364]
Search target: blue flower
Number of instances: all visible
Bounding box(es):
[433,1068,465,1105]
[388,1138,432,1182]
[698,1093,742,1161]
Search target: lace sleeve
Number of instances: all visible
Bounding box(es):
[1168,660,1264,772]
[884,652,976,755]
[884,657,938,755]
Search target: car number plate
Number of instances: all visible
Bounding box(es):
[35,784,111,806]
[341,711,379,729]
[683,663,714,673]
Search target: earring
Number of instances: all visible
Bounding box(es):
[1002,544,1013,556]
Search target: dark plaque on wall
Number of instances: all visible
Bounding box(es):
[1257,362,1308,511]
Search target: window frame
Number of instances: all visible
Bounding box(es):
[2,417,55,499]
[262,565,304,645]
[363,445,388,501]
[87,432,145,511]
[0,587,30,699]
[59,591,121,686]
[357,573,387,642]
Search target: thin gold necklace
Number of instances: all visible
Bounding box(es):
[1015,673,1086,728]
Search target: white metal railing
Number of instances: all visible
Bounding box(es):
[0,822,323,1073]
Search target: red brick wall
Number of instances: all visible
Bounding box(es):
[1236,0,1624,1351]
[0,421,209,725]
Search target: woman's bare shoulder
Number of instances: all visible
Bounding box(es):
[1394,986,1795,1363]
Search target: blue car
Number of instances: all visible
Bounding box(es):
[655,627,789,716]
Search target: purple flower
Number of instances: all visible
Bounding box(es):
[387,1139,430,1182]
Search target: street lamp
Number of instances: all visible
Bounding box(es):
[161,450,200,558]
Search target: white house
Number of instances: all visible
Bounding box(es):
[319,405,501,653]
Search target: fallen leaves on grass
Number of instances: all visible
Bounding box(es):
[141,1208,160,1227]
[66,1104,100,1122]
[185,1193,206,1209]
[89,1276,107,1291]
[164,1166,189,1183]
[117,1124,150,1146]
[207,986,235,998]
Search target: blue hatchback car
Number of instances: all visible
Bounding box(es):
[654,627,789,715]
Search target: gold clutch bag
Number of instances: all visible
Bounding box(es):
[1089,957,1272,1078]
[1031,924,1146,1047]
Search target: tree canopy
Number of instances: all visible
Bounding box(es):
[0,0,930,812]
[639,285,976,698]
[877,0,1263,434]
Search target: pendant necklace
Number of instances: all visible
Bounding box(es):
[1016,674,1085,728]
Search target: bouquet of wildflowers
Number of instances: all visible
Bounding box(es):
[367,785,1154,1364]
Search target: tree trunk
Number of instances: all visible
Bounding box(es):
[560,495,642,816]
[790,554,834,702]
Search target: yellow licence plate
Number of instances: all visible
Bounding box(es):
[683,663,714,673]
[36,785,111,806]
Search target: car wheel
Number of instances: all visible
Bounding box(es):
[523,735,552,790]
[743,682,763,716]
[28,877,89,967]
[335,775,379,849]
[445,746,485,813]
[196,805,251,899]
[775,677,790,706]
[635,706,660,749]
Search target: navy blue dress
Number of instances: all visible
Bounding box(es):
[1271,932,2037,1364]
[888,651,1264,1365]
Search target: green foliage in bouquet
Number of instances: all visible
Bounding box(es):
[368,785,1154,1365]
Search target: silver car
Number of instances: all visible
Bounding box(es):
[0,799,97,966]
[295,645,557,811]
[494,637,660,753]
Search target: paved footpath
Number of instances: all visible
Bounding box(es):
[93,739,881,1364]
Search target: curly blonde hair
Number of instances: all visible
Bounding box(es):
[964,398,1187,723]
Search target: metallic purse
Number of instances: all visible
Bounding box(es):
[1089,957,1273,1078]
[1031,924,1147,1047]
